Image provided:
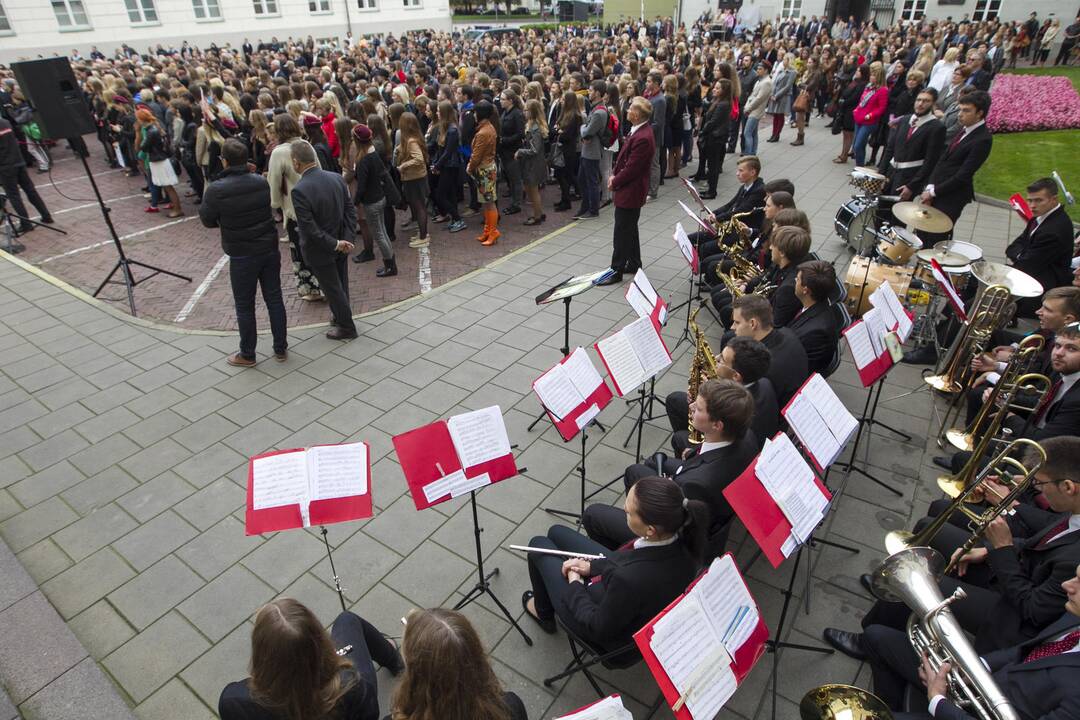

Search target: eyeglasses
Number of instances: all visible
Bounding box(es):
[1032,478,1064,490]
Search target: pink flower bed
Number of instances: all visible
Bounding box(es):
[988,74,1080,133]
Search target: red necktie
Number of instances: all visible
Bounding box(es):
[1033,378,1063,425]
[1035,516,1070,549]
[948,131,964,153]
[1023,630,1080,663]
[906,121,917,140]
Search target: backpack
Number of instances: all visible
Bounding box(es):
[599,106,619,148]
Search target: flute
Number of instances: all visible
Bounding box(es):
[507,545,605,560]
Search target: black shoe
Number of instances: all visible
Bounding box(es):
[700,192,717,199]
[17,222,34,235]
[901,345,938,365]
[326,327,359,340]
[932,455,954,471]
[521,591,556,634]
[572,212,598,220]
[352,248,375,264]
[766,136,779,143]
[599,199,612,209]
[503,205,521,215]
[376,257,398,277]
[822,628,866,660]
[596,272,623,286]
[39,216,54,224]
[554,202,570,211]
[859,574,874,596]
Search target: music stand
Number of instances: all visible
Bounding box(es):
[319,526,348,612]
[835,369,908,499]
[544,425,593,524]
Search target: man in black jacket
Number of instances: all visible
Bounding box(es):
[1005,178,1076,317]
[583,379,758,550]
[884,87,945,203]
[729,293,810,407]
[788,260,840,374]
[199,139,287,366]
[0,117,53,239]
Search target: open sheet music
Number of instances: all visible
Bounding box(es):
[673,222,699,273]
[595,316,673,397]
[441,405,511,497]
[678,200,716,237]
[647,555,759,719]
[869,281,912,342]
[783,374,859,470]
[250,442,369,528]
[555,695,633,720]
[533,347,606,421]
[755,434,830,555]
[625,269,668,328]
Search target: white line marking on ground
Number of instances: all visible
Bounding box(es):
[418,245,432,293]
[174,254,228,322]
[38,215,198,264]
[52,193,144,215]
[45,168,123,186]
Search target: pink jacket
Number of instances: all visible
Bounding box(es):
[854,86,889,127]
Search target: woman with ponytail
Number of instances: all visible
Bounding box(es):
[520,475,707,650]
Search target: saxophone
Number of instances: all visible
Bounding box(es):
[687,306,721,444]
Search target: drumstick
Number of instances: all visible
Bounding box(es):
[507,545,605,560]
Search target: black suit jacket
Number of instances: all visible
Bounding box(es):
[886,114,945,196]
[713,178,766,231]
[748,378,779,449]
[927,123,993,221]
[291,166,356,267]
[1028,376,1080,442]
[762,326,810,407]
[676,432,759,531]
[562,541,697,650]
[1005,206,1075,295]
[788,302,839,374]
[770,263,802,329]
[937,614,1080,720]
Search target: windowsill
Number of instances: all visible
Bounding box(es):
[194,15,224,21]
[254,11,282,17]
[356,6,378,10]
[309,9,332,13]
[0,29,13,36]
[130,20,161,26]
[403,4,423,8]
[57,24,93,32]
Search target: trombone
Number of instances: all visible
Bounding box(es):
[925,284,1012,395]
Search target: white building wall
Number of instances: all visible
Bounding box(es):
[0,0,452,64]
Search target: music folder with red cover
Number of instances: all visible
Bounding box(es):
[245,442,373,535]
[723,453,833,569]
[532,350,614,442]
[393,406,518,511]
[633,553,768,719]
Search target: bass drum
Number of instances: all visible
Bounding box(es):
[834,198,878,254]
[844,256,914,318]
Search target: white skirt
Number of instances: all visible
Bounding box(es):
[149,159,179,187]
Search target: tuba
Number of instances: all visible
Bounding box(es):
[884,438,1044,564]
[687,305,720,444]
[799,685,894,720]
[870,548,1020,720]
[925,284,1012,395]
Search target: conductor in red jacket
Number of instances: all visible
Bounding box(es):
[598,97,656,286]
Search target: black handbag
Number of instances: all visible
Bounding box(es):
[380,166,402,206]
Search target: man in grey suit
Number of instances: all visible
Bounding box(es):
[289,141,358,340]
[645,71,666,200]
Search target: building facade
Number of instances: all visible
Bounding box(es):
[0,0,452,63]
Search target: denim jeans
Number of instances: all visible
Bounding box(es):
[853,123,874,166]
[742,116,760,155]
[577,157,600,215]
[228,249,288,360]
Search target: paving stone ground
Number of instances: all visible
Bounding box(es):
[0,118,1029,719]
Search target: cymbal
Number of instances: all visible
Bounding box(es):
[891,202,954,233]
[852,166,887,180]
[916,247,967,267]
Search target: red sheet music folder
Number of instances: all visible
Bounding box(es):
[245,444,373,535]
[633,554,769,719]
[842,320,894,387]
[393,420,518,511]
[723,451,833,569]
[532,355,614,442]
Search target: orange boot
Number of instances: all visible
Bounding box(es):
[476,209,491,243]
[481,209,500,246]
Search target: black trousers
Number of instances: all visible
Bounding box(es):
[229,249,288,360]
[702,141,726,194]
[611,205,642,273]
[1,166,50,224]
[308,255,356,334]
[527,525,611,634]
[433,166,461,221]
[862,623,926,712]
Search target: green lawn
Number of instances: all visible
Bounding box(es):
[975,68,1080,222]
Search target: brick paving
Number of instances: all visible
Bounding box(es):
[0,118,1030,719]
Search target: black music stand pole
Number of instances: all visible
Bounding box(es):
[455,490,534,646]
[834,378,905,498]
[671,264,701,350]
[622,377,661,448]
[544,424,591,524]
[586,377,654,502]
[319,526,347,613]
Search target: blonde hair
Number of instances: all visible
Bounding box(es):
[524,98,548,140]
[943,47,960,63]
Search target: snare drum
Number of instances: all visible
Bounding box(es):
[850,169,887,196]
[876,225,923,265]
[844,257,914,318]
[834,198,878,253]
[918,241,983,291]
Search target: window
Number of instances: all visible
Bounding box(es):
[781,0,801,18]
[899,0,926,21]
[972,0,1000,21]
[309,0,331,12]
[253,0,278,14]
[124,0,158,24]
[0,0,11,34]
[357,0,376,9]
[191,0,222,20]
[403,0,421,8]
[52,0,91,29]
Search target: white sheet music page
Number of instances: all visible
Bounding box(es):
[674,222,697,267]
[804,375,859,447]
[596,331,646,396]
[862,307,888,358]
[308,442,368,500]
[784,394,841,468]
[252,452,309,510]
[844,321,877,371]
[694,555,759,655]
[447,406,511,470]
[624,316,672,379]
[873,280,913,342]
[562,347,605,399]
[650,597,736,719]
[756,436,828,545]
[534,364,583,420]
[554,695,632,720]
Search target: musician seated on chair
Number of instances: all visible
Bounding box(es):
[1006,178,1076,319]
[729,294,810,407]
[711,223,812,328]
[582,378,757,552]
[825,436,1080,661]
[789,259,840,374]
[686,155,766,249]
[936,323,1080,474]
[698,179,796,270]
[386,608,527,720]
[521,476,708,652]
[855,562,1080,719]
[664,337,779,452]
[701,191,797,300]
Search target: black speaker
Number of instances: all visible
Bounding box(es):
[11,58,95,140]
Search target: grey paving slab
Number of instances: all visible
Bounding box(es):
[67,600,136,660]
[134,678,216,720]
[18,657,137,720]
[103,611,211,704]
[113,510,199,572]
[177,565,275,642]
[0,591,86,704]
